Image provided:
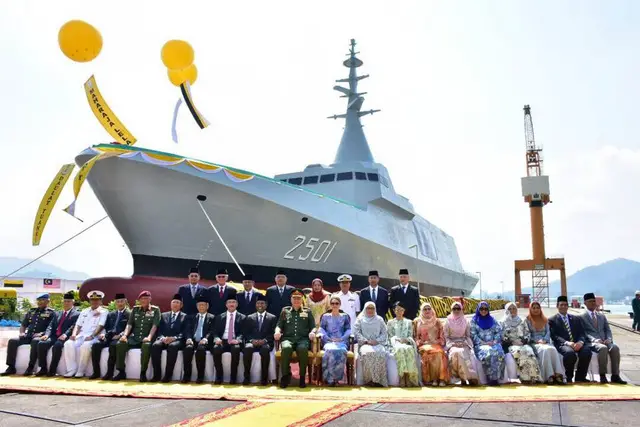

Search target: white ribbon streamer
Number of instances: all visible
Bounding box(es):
[171,97,183,143]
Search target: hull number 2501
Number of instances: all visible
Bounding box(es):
[283,235,337,263]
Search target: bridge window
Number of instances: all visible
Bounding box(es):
[303,176,319,185]
[288,177,302,185]
[355,172,367,180]
[337,172,353,181]
[320,174,335,183]
[367,173,379,182]
[379,175,389,187]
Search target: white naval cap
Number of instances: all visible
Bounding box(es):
[337,274,352,282]
[87,290,105,300]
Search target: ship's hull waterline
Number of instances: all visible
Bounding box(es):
[76,147,476,299]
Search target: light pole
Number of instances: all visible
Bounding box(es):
[500,280,504,299]
[475,271,482,300]
[409,244,419,288]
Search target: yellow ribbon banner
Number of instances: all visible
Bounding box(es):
[84,75,137,146]
[32,163,75,246]
[63,151,121,219]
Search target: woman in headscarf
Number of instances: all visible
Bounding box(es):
[500,302,542,384]
[355,301,389,387]
[414,302,450,386]
[526,301,565,384]
[306,278,331,330]
[444,301,479,386]
[317,296,351,386]
[387,301,420,387]
[470,301,505,386]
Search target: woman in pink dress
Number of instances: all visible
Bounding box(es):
[414,302,450,386]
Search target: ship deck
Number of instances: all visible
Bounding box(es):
[1,309,639,426]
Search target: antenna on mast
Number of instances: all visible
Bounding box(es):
[329,39,380,164]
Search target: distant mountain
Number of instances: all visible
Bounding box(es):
[0,257,90,280]
[523,258,640,300]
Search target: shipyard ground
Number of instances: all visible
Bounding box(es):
[0,309,639,426]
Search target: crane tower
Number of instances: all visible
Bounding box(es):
[514,105,567,307]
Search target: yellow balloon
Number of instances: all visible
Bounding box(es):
[58,20,102,63]
[161,40,194,70]
[168,64,198,86]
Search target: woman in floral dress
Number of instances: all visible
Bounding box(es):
[317,296,351,386]
[387,301,420,387]
[470,301,505,386]
[526,301,565,384]
[444,301,479,386]
[355,301,389,387]
[414,302,450,386]
[500,302,542,384]
[305,278,330,331]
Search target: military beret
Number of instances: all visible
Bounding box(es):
[399,268,409,275]
[63,291,75,301]
[583,292,596,301]
[172,293,182,302]
[138,290,152,299]
[36,293,50,300]
[88,290,104,300]
[337,274,352,282]
[114,293,126,300]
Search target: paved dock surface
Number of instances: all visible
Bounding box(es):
[0,308,639,426]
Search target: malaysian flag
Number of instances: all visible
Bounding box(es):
[43,278,61,289]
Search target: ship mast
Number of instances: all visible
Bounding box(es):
[328,39,380,164]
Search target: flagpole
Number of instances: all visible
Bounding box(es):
[196,195,245,276]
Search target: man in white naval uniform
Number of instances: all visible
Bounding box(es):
[332,274,361,331]
[64,290,108,377]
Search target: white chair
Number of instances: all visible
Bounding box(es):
[187,350,276,383]
[587,355,612,381]
[123,348,154,379]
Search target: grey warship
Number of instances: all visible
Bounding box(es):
[75,39,478,297]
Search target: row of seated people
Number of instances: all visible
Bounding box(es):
[2,287,626,387]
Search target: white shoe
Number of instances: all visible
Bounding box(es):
[74,372,84,378]
[63,370,76,378]
[431,381,438,387]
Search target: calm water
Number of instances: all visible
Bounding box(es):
[604,304,633,315]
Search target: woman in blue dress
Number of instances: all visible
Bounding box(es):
[470,301,505,386]
[317,296,352,386]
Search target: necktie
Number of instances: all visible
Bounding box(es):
[372,288,377,302]
[592,312,598,328]
[191,286,196,298]
[219,286,224,298]
[56,311,67,336]
[258,314,263,331]
[229,313,235,340]
[115,310,121,327]
[195,315,204,341]
[403,286,407,294]
[279,287,283,297]
[246,292,250,305]
[563,315,573,341]
[171,313,176,325]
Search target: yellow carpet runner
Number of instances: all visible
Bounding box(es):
[1,376,639,403]
[171,401,365,426]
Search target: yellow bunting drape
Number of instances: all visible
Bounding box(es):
[32,164,75,246]
[84,75,137,146]
[63,151,121,220]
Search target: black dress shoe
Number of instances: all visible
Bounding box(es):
[150,375,161,382]
[35,369,48,377]
[181,378,191,384]
[140,373,147,383]
[600,376,609,384]
[161,376,171,383]
[23,368,34,376]
[611,375,627,385]
[261,379,268,386]
[112,371,126,381]
[280,374,291,388]
[299,378,306,388]
[575,377,591,383]
[243,378,250,385]
[89,372,100,380]
[1,367,16,376]
[214,379,222,385]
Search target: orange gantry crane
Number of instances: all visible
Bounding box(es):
[514,105,567,307]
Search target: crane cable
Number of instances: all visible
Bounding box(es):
[0,215,109,282]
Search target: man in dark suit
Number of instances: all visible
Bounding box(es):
[548,295,592,383]
[389,269,421,320]
[208,268,237,315]
[151,294,189,382]
[242,294,277,385]
[90,293,130,380]
[237,274,260,316]
[265,269,295,317]
[177,267,207,317]
[37,291,79,376]
[183,294,215,383]
[358,270,390,321]
[212,295,246,384]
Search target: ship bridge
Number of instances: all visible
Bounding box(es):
[274,39,415,220]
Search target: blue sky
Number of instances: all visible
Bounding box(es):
[1,1,638,294]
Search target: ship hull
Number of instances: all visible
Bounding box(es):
[76,146,477,301]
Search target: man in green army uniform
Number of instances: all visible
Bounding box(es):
[274,289,315,388]
[1,293,55,376]
[113,290,160,382]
